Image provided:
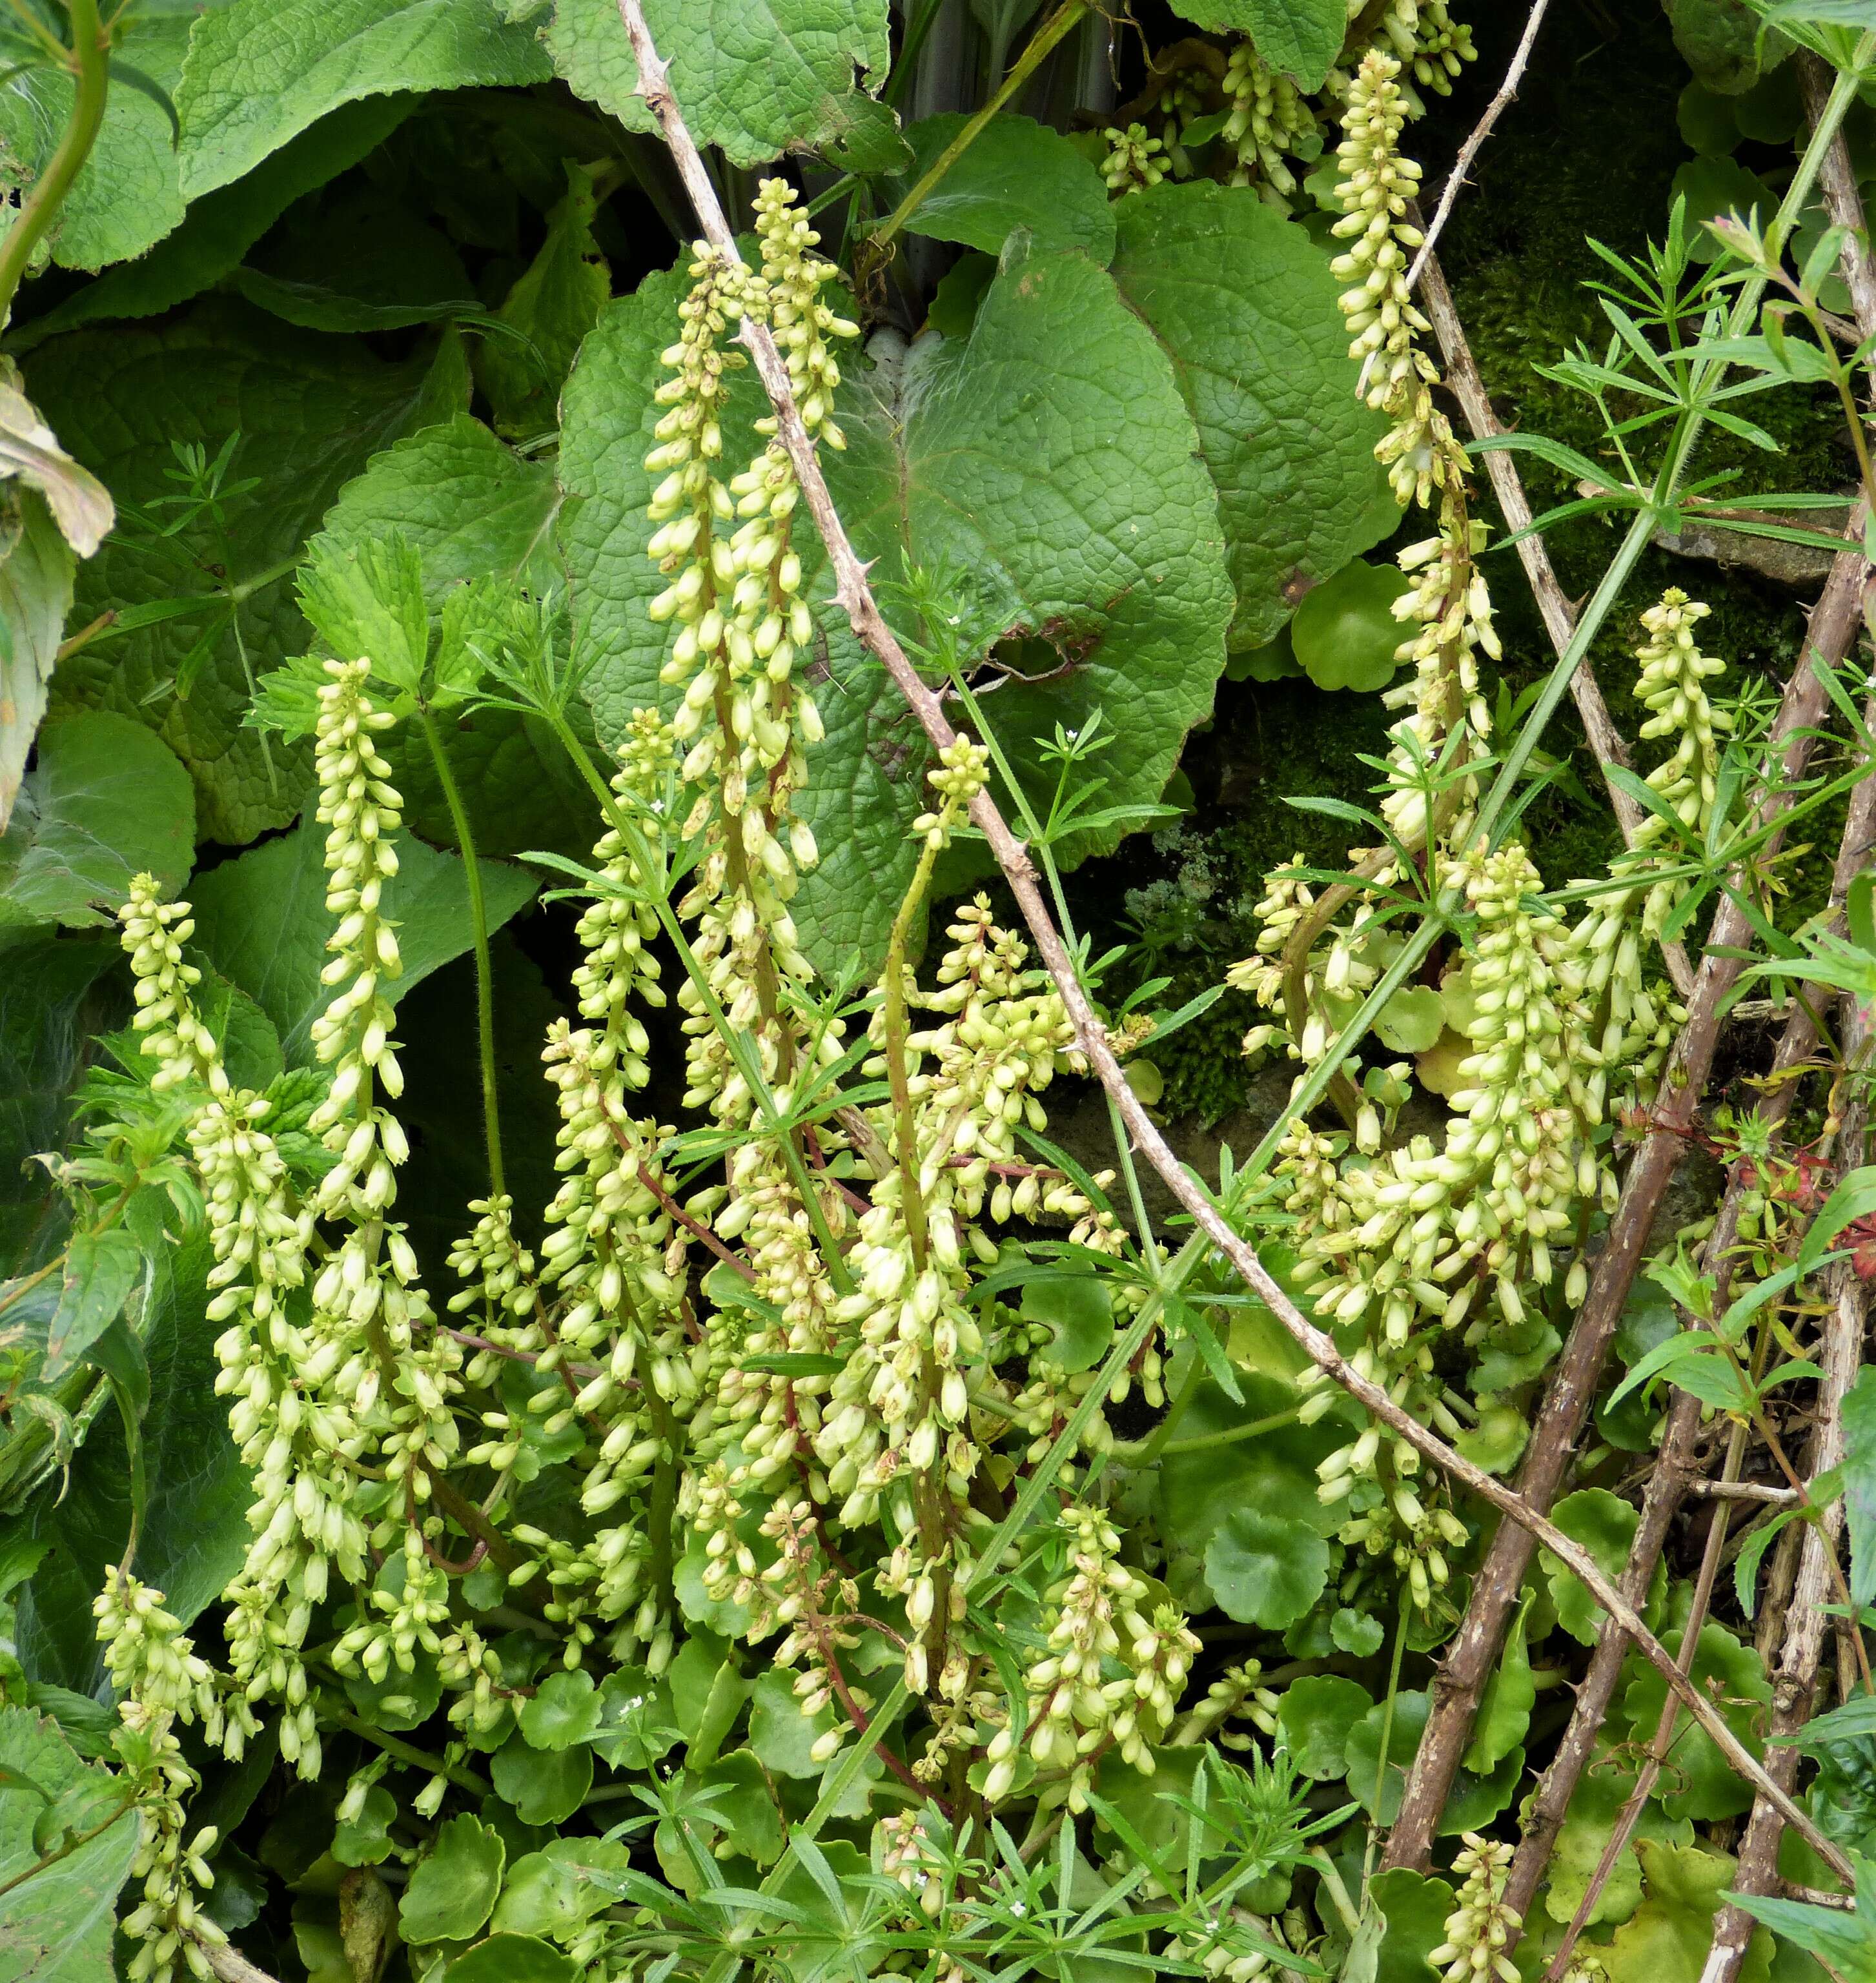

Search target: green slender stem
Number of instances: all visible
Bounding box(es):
[1363,1593,1412,1890]
[0,0,107,325]
[542,708,856,1294]
[419,709,504,1199]
[884,0,955,110]
[871,0,1088,257]
[1156,1403,1303,1458]
[327,1710,493,1796]
[804,172,855,219]
[0,1797,134,1904]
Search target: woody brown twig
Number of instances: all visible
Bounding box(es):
[1381,524,1868,1872]
[614,0,1858,1882]
[1700,824,1876,1981]
[1501,741,1876,1923]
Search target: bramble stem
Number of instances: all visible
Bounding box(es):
[617,0,1858,1886]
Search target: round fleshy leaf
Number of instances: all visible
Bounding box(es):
[1204,1508,1330,1629]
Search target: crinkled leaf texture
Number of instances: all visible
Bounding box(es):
[28,305,437,843]
[188,809,538,1065]
[315,414,564,596]
[0,1707,138,1980]
[560,243,1232,971]
[15,99,416,349]
[540,0,890,167]
[175,0,553,199]
[1108,183,1395,651]
[1168,0,1348,91]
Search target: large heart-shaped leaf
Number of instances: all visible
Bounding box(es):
[1108,183,1395,652]
[561,245,1233,970]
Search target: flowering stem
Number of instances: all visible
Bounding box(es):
[882,839,943,1272]
[418,709,505,1200]
[326,1710,492,1796]
[539,704,857,1294]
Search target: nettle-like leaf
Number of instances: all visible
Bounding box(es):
[0,1705,139,1980]
[1108,183,1396,653]
[0,712,194,930]
[174,0,554,199]
[314,414,565,598]
[538,0,890,168]
[15,99,416,349]
[561,244,1234,970]
[1167,0,1349,91]
[28,308,439,843]
[476,162,611,440]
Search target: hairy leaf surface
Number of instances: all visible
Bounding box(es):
[540,0,890,167]
[0,1707,138,1978]
[1109,183,1395,650]
[28,309,436,842]
[175,0,552,198]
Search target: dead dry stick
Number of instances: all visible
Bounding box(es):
[1701,962,1875,1982]
[1505,971,1830,1912]
[1407,0,1551,288]
[1507,711,1876,1924]
[1381,538,1868,1875]
[1543,1418,1749,1979]
[1416,250,1696,999]
[613,0,1857,1884]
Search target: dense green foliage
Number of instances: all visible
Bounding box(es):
[1,3,1875,1982]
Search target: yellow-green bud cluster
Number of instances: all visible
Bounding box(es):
[119,878,221,1091]
[1331,53,1442,508]
[1428,1833,1522,1983]
[94,1571,226,1983]
[1101,123,1168,194]
[1223,41,1318,199]
[1176,1660,1282,1750]
[914,731,990,850]
[983,1506,1194,1811]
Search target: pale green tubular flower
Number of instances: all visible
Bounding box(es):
[1429,1833,1523,1983]
[1101,122,1168,194]
[94,1570,226,1982]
